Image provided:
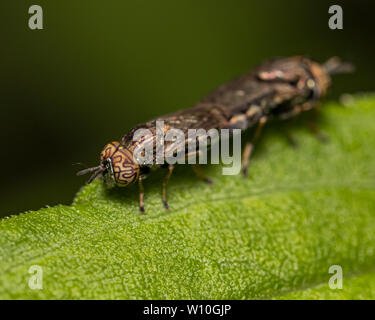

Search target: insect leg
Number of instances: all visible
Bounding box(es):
[192,165,213,184]
[307,108,329,143]
[279,105,303,120]
[280,103,328,143]
[162,165,174,210]
[242,116,267,177]
[282,119,299,148]
[138,177,145,213]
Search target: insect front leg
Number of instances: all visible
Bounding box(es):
[282,103,328,143]
[307,108,329,143]
[282,119,299,148]
[138,177,145,213]
[192,165,213,184]
[162,164,174,210]
[242,116,267,177]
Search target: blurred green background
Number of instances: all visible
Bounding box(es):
[0,0,374,217]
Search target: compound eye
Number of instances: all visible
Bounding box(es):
[100,142,120,161]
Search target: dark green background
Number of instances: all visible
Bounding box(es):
[0,0,374,217]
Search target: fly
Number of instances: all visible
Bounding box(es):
[77,56,353,213]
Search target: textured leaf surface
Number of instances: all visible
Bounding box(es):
[1,95,375,299]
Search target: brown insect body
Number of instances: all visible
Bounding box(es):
[202,56,338,123]
[121,103,232,163]
[77,56,353,212]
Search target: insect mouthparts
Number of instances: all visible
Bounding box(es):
[86,168,104,184]
[76,165,102,176]
[76,165,106,184]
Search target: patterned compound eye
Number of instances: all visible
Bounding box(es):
[110,147,140,187]
[100,141,120,162]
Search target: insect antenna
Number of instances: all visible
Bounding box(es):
[72,162,87,168]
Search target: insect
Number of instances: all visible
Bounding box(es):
[77,56,353,213]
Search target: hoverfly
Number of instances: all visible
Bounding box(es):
[77,56,353,213]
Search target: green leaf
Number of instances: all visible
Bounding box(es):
[1,95,375,299]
